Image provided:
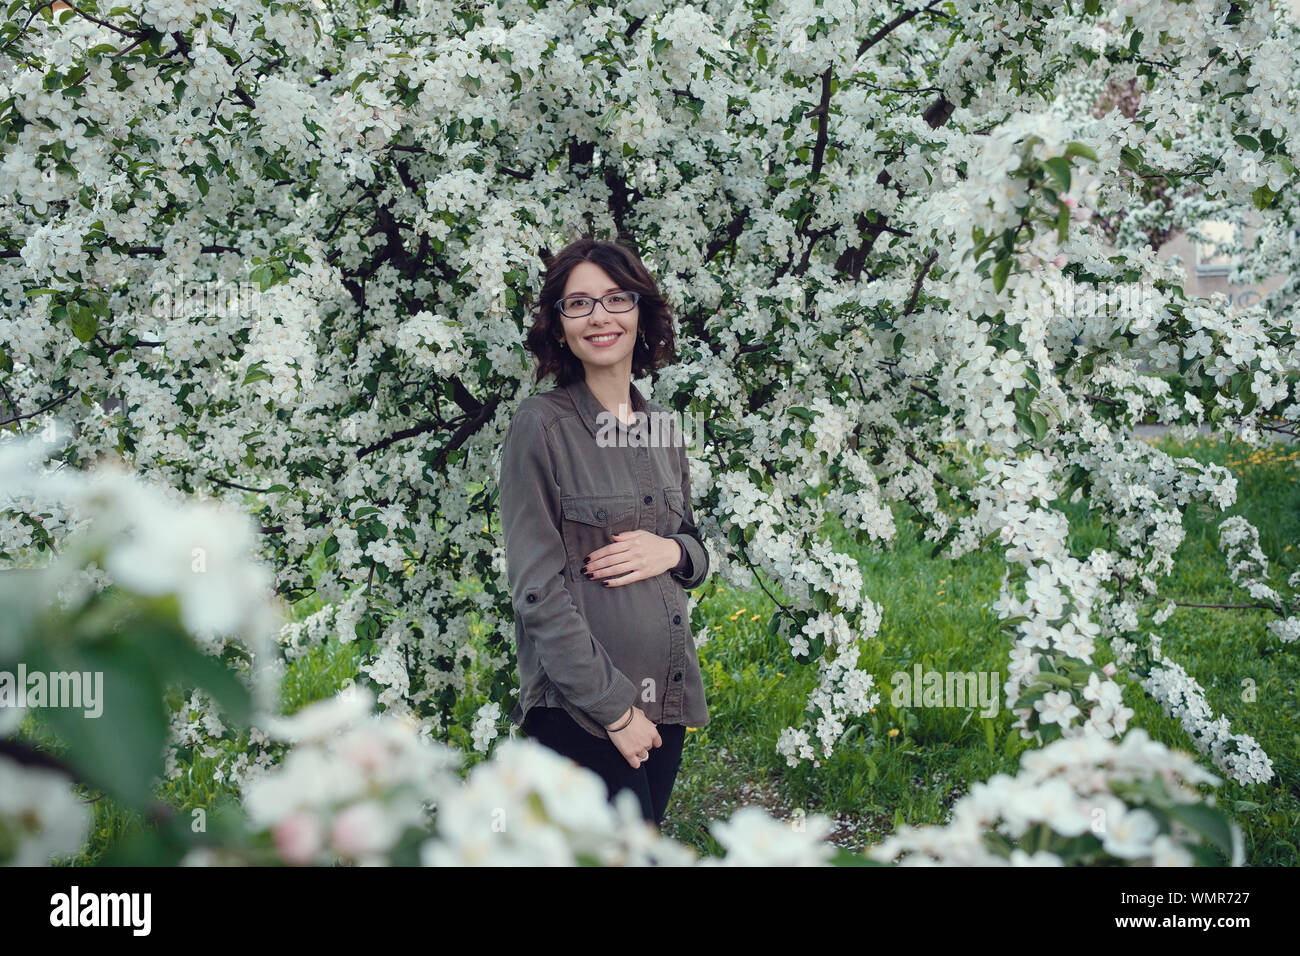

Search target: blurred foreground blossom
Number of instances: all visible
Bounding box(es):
[705,806,836,866]
[0,431,280,710]
[231,686,831,866]
[870,729,1239,866]
[1,432,283,861]
[0,755,91,866]
[241,686,461,866]
[420,736,699,867]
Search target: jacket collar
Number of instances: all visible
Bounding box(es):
[564,376,648,440]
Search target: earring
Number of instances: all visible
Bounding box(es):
[558,337,567,349]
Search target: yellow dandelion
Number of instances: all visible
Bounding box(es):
[888,728,900,738]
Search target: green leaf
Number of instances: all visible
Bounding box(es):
[242,361,271,385]
[1252,185,1275,210]
[1165,803,1234,860]
[1031,671,1075,690]
[1057,202,1069,243]
[136,630,253,728]
[68,302,97,343]
[1043,157,1071,193]
[1031,410,1048,442]
[992,257,1011,293]
[1065,666,1100,684]
[1063,141,1098,162]
[26,638,170,808]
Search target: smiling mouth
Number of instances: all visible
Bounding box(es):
[585,332,622,343]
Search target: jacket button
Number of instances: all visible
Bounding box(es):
[644,494,653,504]
[673,614,681,625]
[673,672,682,681]
[595,508,607,520]
[526,593,537,603]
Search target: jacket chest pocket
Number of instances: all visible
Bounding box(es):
[560,493,637,580]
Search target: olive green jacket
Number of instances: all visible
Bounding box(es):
[498,376,711,741]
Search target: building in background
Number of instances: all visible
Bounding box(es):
[1158,213,1288,310]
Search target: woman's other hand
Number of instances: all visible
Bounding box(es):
[604,705,663,768]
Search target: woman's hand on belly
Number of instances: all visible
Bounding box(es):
[582,531,685,587]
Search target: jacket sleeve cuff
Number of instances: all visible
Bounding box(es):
[582,672,640,728]
[667,532,708,590]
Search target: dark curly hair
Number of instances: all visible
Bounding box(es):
[525,238,676,387]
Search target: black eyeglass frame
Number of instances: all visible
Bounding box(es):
[554,290,641,319]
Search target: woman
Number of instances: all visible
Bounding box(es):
[497,238,711,829]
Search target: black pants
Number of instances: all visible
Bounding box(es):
[522,707,686,828]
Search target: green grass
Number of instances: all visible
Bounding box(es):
[47,434,1300,865]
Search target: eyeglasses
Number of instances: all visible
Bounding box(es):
[556,290,640,318]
